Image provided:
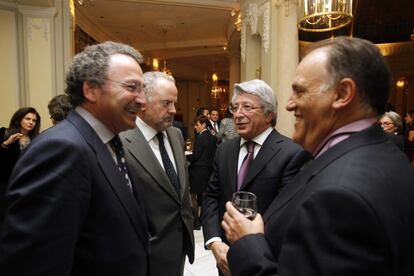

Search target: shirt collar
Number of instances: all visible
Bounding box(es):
[313,117,377,158]
[136,116,165,142]
[240,127,273,147]
[75,106,115,144]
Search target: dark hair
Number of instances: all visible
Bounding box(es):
[224,108,233,119]
[48,94,73,124]
[194,115,209,126]
[305,36,392,115]
[196,107,209,117]
[65,41,143,107]
[5,107,41,139]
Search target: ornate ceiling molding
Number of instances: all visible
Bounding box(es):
[241,1,271,62]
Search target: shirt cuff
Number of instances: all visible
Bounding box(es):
[205,237,222,249]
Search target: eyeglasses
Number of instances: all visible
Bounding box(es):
[106,78,143,94]
[229,104,264,114]
[380,121,394,126]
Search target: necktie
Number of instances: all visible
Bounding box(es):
[237,141,255,191]
[214,122,218,133]
[110,135,132,192]
[156,132,180,195]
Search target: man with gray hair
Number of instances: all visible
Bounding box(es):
[120,71,194,276]
[222,37,414,276]
[1,42,149,275]
[202,79,308,275]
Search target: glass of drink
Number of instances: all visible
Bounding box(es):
[231,191,257,220]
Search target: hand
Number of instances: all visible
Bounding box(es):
[3,133,23,146]
[210,241,231,275]
[221,201,264,244]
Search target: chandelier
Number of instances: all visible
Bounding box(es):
[161,28,172,76]
[211,73,226,99]
[298,0,353,32]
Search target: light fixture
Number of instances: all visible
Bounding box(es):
[231,10,242,32]
[152,58,159,71]
[396,78,407,89]
[211,73,226,99]
[161,28,172,76]
[298,0,353,32]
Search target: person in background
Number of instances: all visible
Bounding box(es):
[195,107,213,135]
[202,79,308,276]
[217,109,238,143]
[48,94,73,125]
[1,41,149,275]
[187,115,217,230]
[222,36,414,276]
[404,110,414,165]
[210,108,220,135]
[0,107,40,228]
[120,71,194,276]
[379,111,404,150]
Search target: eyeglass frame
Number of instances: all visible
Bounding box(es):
[229,104,265,114]
[105,78,144,94]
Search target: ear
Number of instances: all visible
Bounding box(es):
[332,78,356,110]
[82,81,99,103]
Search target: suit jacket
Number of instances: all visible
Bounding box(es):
[120,126,194,276]
[227,125,414,276]
[1,111,149,276]
[187,130,217,193]
[0,127,22,183]
[202,129,308,244]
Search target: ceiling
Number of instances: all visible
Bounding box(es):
[75,0,240,81]
[74,0,414,81]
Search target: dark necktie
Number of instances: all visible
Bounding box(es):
[156,132,180,195]
[110,135,132,192]
[237,141,255,191]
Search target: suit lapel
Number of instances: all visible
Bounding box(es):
[123,127,180,203]
[240,130,282,190]
[228,138,241,192]
[263,124,387,222]
[68,112,149,248]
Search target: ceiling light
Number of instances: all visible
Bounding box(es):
[298,0,353,32]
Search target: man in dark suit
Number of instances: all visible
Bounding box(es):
[222,37,414,276]
[210,108,221,135]
[187,115,217,229]
[202,79,307,275]
[1,42,149,275]
[120,71,194,276]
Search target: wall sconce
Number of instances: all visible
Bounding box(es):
[396,78,408,89]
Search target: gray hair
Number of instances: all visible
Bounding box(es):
[305,36,391,115]
[380,111,403,134]
[143,71,175,102]
[232,79,278,126]
[65,41,143,106]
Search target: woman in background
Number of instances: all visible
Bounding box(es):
[187,115,217,230]
[218,108,238,143]
[0,107,41,225]
[379,111,404,150]
[404,110,414,166]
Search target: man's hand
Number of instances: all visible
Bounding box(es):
[221,201,264,244]
[210,241,231,275]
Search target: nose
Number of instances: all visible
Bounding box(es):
[285,96,296,112]
[168,103,176,114]
[134,92,146,106]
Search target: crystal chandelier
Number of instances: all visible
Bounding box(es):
[298,0,353,32]
[211,73,225,99]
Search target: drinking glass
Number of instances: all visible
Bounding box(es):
[231,191,257,220]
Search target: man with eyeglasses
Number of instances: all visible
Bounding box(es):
[202,79,308,275]
[1,42,149,275]
[120,71,194,276]
[222,37,414,276]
